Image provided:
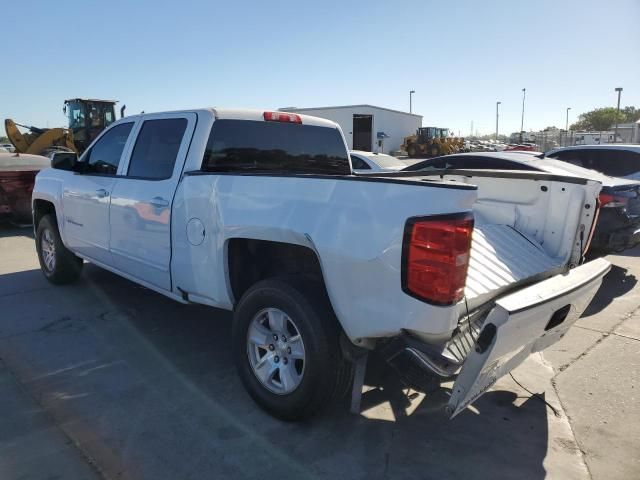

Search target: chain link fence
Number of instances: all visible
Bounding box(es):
[526,131,619,153]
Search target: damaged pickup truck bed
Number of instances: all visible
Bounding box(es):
[31,108,609,420]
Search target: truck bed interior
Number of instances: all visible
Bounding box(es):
[413,170,600,313]
[465,224,564,310]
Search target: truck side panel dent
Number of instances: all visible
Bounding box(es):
[170,174,477,341]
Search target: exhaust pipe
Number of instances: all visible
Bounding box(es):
[120,105,127,118]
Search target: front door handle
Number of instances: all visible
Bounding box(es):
[150,196,169,208]
[96,189,110,198]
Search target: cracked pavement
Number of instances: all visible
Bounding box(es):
[0,224,638,479]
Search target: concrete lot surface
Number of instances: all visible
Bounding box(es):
[0,224,638,480]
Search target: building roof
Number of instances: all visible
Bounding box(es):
[279,104,422,118]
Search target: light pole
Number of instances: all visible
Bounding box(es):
[520,88,526,143]
[614,87,623,143]
[409,90,415,114]
[566,107,571,146]
[495,101,501,141]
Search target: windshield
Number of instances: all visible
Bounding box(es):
[66,100,86,130]
[420,127,438,138]
[440,129,449,137]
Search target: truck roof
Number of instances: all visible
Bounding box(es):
[121,108,341,130]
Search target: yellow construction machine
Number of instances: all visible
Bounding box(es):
[5,98,123,156]
[402,127,464,158]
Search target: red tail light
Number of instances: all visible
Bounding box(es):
[599,192,629,208]
[263,111,302,124]
[402,213,474,305]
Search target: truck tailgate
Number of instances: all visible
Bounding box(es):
[447,257,611,418]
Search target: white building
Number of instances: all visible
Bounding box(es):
[279,104,422,153]
[614,121,640,143]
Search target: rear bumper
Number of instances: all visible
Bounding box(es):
[447,257,610,417]
[386,259,611,418]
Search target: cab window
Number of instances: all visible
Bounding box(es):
[82,122,134,175]
[127,119,187,179]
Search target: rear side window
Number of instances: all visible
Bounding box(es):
[587,150,640,177]
[403,158,446,171]
[550,149,640,177]
[201,119,350,175]
[406,156,537,171]
[446,157,538,170]
[547,150,585,166]
[350,155,370,170]
[128,118,187,179]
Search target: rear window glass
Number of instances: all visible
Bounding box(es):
[201,119,350,175]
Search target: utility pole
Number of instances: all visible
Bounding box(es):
[614,87,623,143]
[566,107,571,146]
[496,101,501,141]
[409,90,415,114]
[470,120,473,137]
[520,88,526,143]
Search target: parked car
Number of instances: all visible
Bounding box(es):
[1,143,15,152]
[546,145,640,181]
[504,143,538,152]
[404,151,640,255]
[0,147,8,153]
[33,108,609,421]
[349,150,406,173]
[0,152,50,223]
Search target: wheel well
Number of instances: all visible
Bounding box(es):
[32,199,56,227]
[228,239,325,304]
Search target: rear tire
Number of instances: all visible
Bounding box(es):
[430,144,441,157]
[35,214,83,284]
[232,276,351,421]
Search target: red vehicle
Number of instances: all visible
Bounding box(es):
[0,153,49,223]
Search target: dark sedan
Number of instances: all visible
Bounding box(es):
[403,151,640,256]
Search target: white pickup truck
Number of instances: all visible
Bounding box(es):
[32,108,610,421]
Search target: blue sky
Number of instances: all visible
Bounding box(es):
[2,0,639,137]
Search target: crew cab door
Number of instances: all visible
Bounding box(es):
[108,113,196,291]
[61,122,135,265]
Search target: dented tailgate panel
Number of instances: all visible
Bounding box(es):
[448,257,611,418]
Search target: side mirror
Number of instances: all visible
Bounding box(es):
[50,151,78,171]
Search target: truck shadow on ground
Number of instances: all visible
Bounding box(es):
[0,265,556,480]
[96,267,555,478]
[582,264,636,316]
[0,222,34,238]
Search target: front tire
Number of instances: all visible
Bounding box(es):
[35,214,83,284]
[407,144,419,158]
[232,277,351,421]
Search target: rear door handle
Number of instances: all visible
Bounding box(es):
[150,196,169,208]
[96,189,110,198]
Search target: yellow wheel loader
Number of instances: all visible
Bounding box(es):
[5,98,123,156]
[402,127,464,158]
